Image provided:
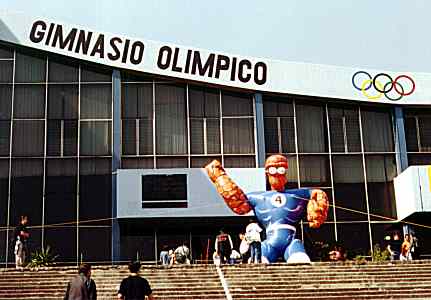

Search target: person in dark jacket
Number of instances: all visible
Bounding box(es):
[215,229,233,264]
[118,261,154,300]
[64,263,97,300]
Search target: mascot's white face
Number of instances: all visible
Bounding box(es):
[265,154,289,192]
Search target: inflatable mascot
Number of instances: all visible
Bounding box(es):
[205,154,329,263]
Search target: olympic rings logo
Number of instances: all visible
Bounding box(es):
[352,71,415,101]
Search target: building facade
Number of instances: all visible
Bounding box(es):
[1,14,431,264]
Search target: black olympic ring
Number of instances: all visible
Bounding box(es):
[351,71,416,101]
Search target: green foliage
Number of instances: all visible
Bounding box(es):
[27,246,59,269]
[311,241,330,261]
[352,244,390,264]
[371,244,390,262]
[353,255,367,265]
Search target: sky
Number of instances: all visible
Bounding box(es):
[2,0,430,72]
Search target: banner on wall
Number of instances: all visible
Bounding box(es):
[1,12,431,105]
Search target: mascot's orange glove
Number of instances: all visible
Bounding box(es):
[205,160,251,215]
[307,189,329,228]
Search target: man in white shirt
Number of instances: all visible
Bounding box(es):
[245,219,263,263]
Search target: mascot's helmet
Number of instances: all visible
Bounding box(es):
[265,155,288,175]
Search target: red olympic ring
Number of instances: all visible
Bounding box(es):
[352,71,416,101]
[394,75,415,96]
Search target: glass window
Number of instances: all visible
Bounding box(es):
[80,84,112,119]
[263,99,295,155]
[418,116,431,152]
[337,223,371,258]
[122,83,153,119]
[64,121,78,156]
[263,98,294,117]
[189,87,220,156]
[366,155,397,221]
[361,109,394,152]
[299,155,330,187]
[10,159,44,249]
[48,85,78,119]
[48,60,79,82]
[296,103,327,153]
[0,45,13,58]
[121,71,154,82]
[280,117,296,153]
[46,120,77,157]
[0,61,13,83]
[190,156,222,168]
[45,159,77,223]
[81,65,111,82]
[189,87,220,118]
[122,120,136,155]
[12,120,44,156]
[13,85,45,119]
[328,106,361,153]
[0,160,9,226]
[223,156,255,168]
[139,119,153,155]
[190,119,204,154]
[0,121,10,157]
[142,174,187,208]
[264,118,278,153]
[80,121,112,156]
[404,116,418,152]
[122,158,154,169]
[332,155,367,221]
[47,120,61,156]
[120,234,154,261]
[45,228,76,262]
[303,223,335,261]
[79,228,111,262]
[222,92,253,117]
[155,84,187,155]
[405,109,431,153]
[15,53,46,83]
[206,119,220,154]
[0,85,12,120]
[156,157,188,168]
[79,158,111,222]
[190,118,220,155]
[371,223,396,254]
[223,118,254,154]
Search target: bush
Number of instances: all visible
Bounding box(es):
[27,246,59,269]
[372,244,390,262]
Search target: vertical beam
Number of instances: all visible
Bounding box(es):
[112,69,121,263]
[254,93,266,167]
[393,106,408,174]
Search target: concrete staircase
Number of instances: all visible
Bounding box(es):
[223,261,431,299]
[0,261,431,299]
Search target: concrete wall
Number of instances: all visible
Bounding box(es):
[117,168,266,218]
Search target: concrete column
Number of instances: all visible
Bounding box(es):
[254,93,266,167]
[112,70,121,263]
[393,106,408,174]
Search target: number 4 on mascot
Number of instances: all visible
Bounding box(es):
[205,154,329,263]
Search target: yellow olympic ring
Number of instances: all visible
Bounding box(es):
[361,79,383,100]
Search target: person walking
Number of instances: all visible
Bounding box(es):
[215,229,233,264]
[64,263,97,300]
[245,219,263,263]
[14,215,30,270]
[118,261,154,300]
